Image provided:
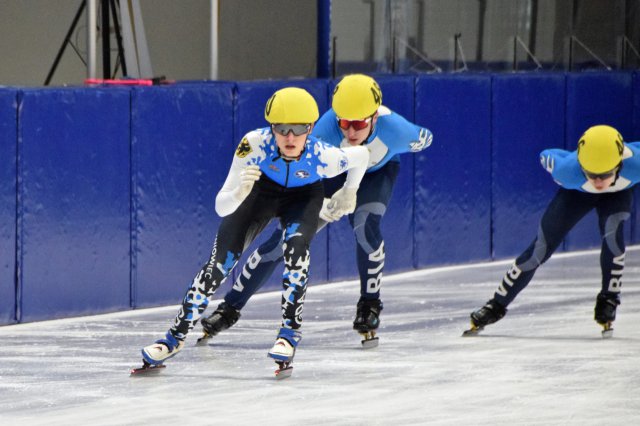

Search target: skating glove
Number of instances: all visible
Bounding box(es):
[326,186,358,219]
[319,198,342,222]
[233,165,261,201]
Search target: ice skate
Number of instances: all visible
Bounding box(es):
[131,332,184,375]
[197,302,241,345]
[353,298,382,348]
[595,293,619,339]
[462,323,483,336]
[268,328,301,379]
[130,361,166,375]
[463,299,507,336]
[600,322,614,339]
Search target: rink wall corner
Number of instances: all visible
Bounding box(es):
[1,71,640,324]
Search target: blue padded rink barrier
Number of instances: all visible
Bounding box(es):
[1,248,640,425]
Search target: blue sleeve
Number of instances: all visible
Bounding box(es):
[539,148,585,189]
[312,109,343,147]
[620,142,640,185]
[378,112,433,155]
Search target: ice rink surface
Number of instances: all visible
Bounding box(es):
[1,248,640,426]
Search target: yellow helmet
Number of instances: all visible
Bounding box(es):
[577,125,624,173]
[264,87,319,124]
[332,74,382,120]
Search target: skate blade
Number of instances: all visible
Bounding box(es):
[358,331,379,349]
[130,362,166,376]
[462,324,483,337]
[601,322,614,339]
[361,337,379,349]
[275,364,293,380]
[195,332,211,346]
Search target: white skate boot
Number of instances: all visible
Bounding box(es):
[132,332,184,375]
[268,338,295,361]
[143,332,184,364]
[267,328,301,379]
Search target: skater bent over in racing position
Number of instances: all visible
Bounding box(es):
[465,125,640,337]
[201,74,434,347]
[138,87,369,372]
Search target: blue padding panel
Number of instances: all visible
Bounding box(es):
[131,83,235,307]
[328,76,416,282]
[414,74,492,266]
[18,88,131,322]
[230,80,330,295]
[632,72,640,244]
[378,77,416,273]
[565,72,634,251]
[492,73,566,259]
[0,89,17,325]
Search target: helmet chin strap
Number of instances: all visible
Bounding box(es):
[361,114,377,145]
[612,162,623,185]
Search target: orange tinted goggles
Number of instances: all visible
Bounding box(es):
[337,117,372,131]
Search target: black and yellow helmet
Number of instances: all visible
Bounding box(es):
[264,87,319,124]
[577,125,624,173]
[332,74,382,120]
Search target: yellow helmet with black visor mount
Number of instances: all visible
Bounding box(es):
[577,125,624,179]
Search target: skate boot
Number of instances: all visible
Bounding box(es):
[594,293,620,338]
[198,302,241,344]
[131,332,184,375]
[267,328,301,379]
[353,298,383,348]
[463,299,507,336]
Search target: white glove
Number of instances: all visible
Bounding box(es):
[328,186,358,216]
[319,198,342,222]
[233,165,261,201]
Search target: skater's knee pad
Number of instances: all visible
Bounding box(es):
[603,212,630,256]
[353,202,385,254]
[517,225,553,272]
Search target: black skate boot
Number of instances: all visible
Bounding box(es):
[353,298,383,348]
[198,302,241,344]
[463,299,507,336]
[594,293,620,338]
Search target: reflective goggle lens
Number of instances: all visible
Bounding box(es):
[583,167,618,180]
[272,123,310,136]
[337,117,371,131]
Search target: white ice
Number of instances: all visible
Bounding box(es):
[1,247,640,426]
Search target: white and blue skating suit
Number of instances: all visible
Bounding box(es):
[168,128,369,339]
[222,106,433,311]
[492,141,640,309]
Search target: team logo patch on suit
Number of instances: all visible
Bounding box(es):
[295,170,310,179]
[269,164,280,172]
[235,138,252,158]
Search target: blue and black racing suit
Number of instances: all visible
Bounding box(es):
[492,141,640,309]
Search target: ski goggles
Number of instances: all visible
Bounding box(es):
[337,116,372,131]
[582,165,619,180]
[272,123,311,136]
